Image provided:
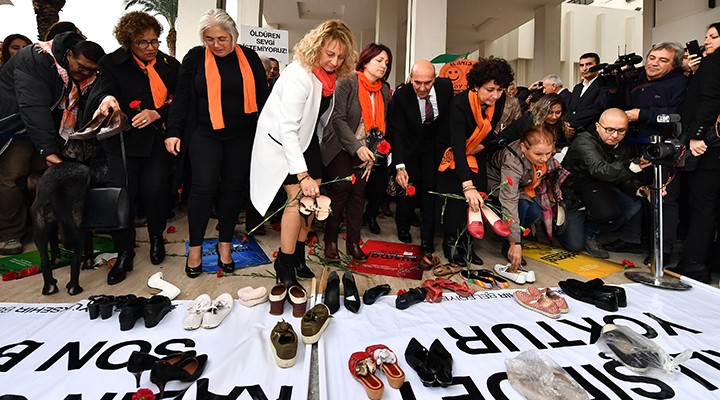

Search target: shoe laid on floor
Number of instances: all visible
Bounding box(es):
[427,339,453,387]
[288,284,308,318]
[396,287,427,310]
[237,286,268,307]
[600,324,657,373]
[324,271,341,314]
[526,286,569,313]
[0,238,22,255]
[150,353,208,398]
[270,320,298,368]
[404,338,435,386]
[119,297,148,331]
[343,271,361,313]
[518,266,536,283]
[147,272,181,300]
[301,303,331,344]
[366,344,405,389]
[558,278,619,311]
[127,350,197,388]
[513,290,561,319]
[183,294,211,330]
[349,351,384,400]
[143,295,172,328]
[269,284,287,316]
[363,284,391,305]
[494,263,527,284]
[584,235,609,259]
[201,293,233,328]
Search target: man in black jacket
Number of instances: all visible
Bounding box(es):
[0,32,104,255]
[388,60,454,253]
[568,52,606,134]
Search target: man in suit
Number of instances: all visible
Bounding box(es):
[388,60,454,253]
[542,74,572,106]
[568,52,606,134]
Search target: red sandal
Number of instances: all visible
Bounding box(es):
[349,351,384,399]
[421,280,444,303]
[365,344,406,389]
[433,277,475,297]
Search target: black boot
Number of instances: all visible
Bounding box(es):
[108,250,134,285]
[294,241,315,278]
[275,250,300,288]
[149,235,165,265]
[363,213,381,234]
[442,234,465,264]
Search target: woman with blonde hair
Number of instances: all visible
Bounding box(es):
[498,93,570,147]
[250,20,357,287]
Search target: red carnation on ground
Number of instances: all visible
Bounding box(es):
[308,249,315,255]
[166,226,176,234]
[132,388,156,400]
[2,271,18,281]
[377,140,391,155]
[307,235,318,246]
[506,176,513,187]
[216,269,223,278]
[622,259,636,268]
[241,235,249,243]
[405,185,416,196]
[129,100,142,111]
[272,222,281,232]
[358,239,363,245]
[272,250,278,258]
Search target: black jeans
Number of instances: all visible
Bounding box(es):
[188,129,253,246]
[106,137,174,253]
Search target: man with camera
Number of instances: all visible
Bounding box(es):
[567,52,606,134]
[605,42,688,261]
[559,108,650,258]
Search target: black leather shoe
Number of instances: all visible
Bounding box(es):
[324,271,340,314]
[559,279,619,311]
[421,240,434,254]
[442,237,465,265]
[216,243,235,274]
[398,230,412,244]
[294,241,315,278]
[583,278,627,307]
[185,257,202,278]
[363,284,391,305]
[149,235,165,265]
[396,287,427,310]
[119,297,147,331]
[346,242,368,262]
[143,295,172,328]
[342,271,361,313]
[674,260,711,283]
[427,339,453,387]
[274,252,299,288]
[404,338,435,386]
[108,251,134,285]
[324,241,341,262]
[364,214,381,234]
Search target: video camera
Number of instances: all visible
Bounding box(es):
[642,114,685,167]
[589,53,643,91]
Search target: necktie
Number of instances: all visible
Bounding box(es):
[424,95,434,125]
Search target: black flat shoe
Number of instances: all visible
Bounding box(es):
[185,257,202,278]
[559,279,618,312]
[150,354,208,398]
[324,271,340,314]
[150,235,165,265]
[427,339,453,387]
[127,350,197,388]
[363,284,391,305]
[342,271,361,313]
[396,287,427,310]
[216,243,235,274]
[404,338,435,386]
[143,295,172,328]
[108,250,134,285]
[119,297,147,331]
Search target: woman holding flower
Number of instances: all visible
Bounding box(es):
[87,11,180,285]
[319,43,392,262]
[165,9,269,278]
[250,20,357,285]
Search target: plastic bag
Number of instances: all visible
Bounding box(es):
[597,323,692,376]
[506,349,589,400]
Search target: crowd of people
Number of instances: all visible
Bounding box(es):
[0,9,718,289]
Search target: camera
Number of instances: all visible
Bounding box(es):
[527,81,544,103]
[590,53,643,91]
[641,114,685,166]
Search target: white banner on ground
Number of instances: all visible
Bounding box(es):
[320,283,720,399]
[0,299,310,399]
[240,25,289,65]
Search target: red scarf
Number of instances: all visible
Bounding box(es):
[313,67,337,97]
[356,71,385,134]
[205,45,258,130]
[132,52,168,109]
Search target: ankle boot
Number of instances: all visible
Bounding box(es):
[294,241,315,278]
[275,251,300,288]
[149,235,165,265]
[108,250,134,285]
[442,234,465,264]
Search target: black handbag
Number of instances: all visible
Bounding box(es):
[580,180,622,224]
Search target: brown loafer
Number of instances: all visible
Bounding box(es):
[324,241,341,262]
[347,242,368,262]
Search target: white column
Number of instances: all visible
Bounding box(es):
[176,0,216,59]
[376,0,400,87]
[234,0,262,28]
[532,3,561,80]
[405,0,447,77]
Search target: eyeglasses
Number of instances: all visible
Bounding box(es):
[135,39,162,49]
[75,60,99,75]
[204,36,231,45]
[598,123,627,136]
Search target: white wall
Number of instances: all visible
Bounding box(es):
[652,0,720,45]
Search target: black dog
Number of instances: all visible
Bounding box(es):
[30,141,95,295]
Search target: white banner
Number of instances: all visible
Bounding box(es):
[0,300,311,399]
[240,25,289,65]
[320,283,720,399]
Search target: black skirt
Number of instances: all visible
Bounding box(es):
[283,133,323,185]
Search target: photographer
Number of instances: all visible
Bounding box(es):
[675,22,720,283]
[605,42,688,261]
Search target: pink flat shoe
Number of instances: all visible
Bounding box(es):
[481,205,510,237]
[514,289,561,319]
[467,208,484,239]
[527,286,569,313]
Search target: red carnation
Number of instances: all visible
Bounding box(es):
[622,259,636,268]
[377,140,391,155]
[166,226,176,234]
[307,236,318,246]
[405,185,416,196]
[358,239,363,245]
[272,222,281,232]
[308,249,315,255]
[507,218,515,225]
[478,191,488,199]
[506,176,514,187]
[132,388,156,400]
[129,100,142,110]
[241,235,249,243]
[342,233,347,240]
[522,228,531,237]
[217,269,223,278]
[272,250,278,258]
[163,237,168,244]
[2,271,18,281]
[351,175,357,185]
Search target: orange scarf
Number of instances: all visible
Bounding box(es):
[356,71,385,134]
[132,53,167,109]
[313,67,337,97]
[438,90,495,172]
[36,40,96,142]
[205,45,258,130]
[524,164,547,198]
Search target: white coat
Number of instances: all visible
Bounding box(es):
[250,61,334,215]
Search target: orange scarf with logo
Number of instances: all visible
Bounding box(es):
[524,164,547,198]
[356,71,385,134]
[132,52,167,109]
[438,90,494,172]
[205,45,258,130]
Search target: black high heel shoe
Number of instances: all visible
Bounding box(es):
[342,271,361,313]
[404,338,435,386]
[119,297,147,331]
[324,271,340,314]
[150,235,166,265]
[274,251,299,288]
[185,256,202,278]
[87,295,114,320]
[216,243,235,274]
[150,354,208,398]
[127,350,197,387]
[427,339,453,387]
[143,295,172,328]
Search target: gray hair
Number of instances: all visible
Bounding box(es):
[543,74,563,88]
[260,56,271,72]
[198,8,238,45]
[647,42,684,69]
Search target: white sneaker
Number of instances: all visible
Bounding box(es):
[184,294,211,330]
[494,263,527,284]
[201,293,234,329]
[147,272,181,300]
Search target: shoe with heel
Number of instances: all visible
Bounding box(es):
[126,350,196,388]
[216,242,235,274]
[150,354,208,398]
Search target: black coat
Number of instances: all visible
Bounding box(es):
[85,48,180,157]
[683,50,720,145]
[0,32,88,157]
[568,79,606,132]
[387,77,453,166]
